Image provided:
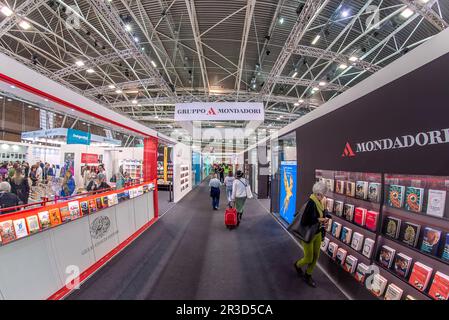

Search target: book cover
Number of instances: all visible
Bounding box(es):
[326,198,334,213]
[89,199,98,213]
[383,216,401,239]
[143,185,149,193]
[368,182,381,203]
[26,215,40,234]
[442,233,449,262]
[336,248,347,265]
[59,206,71,222]
[399,221,421,247]
[38,211,51,229]
[137,186,144,196]
[409,262,433,292]
[345,181,356,197]
[321,237,330,252]
[340,226,353,245]
[327,242,338,259]
[331,221,342,239]
[426,189,446,218]
[334,201,344,217]
[117,192,126,203]
[370,273,388,297]
[388,185,405,208]
[355,181,369,200]
[351,232,364,251]
[393,253,412,278]
[428,271,449,300]
[406,295,416,300]
[378,245,396,268]
[13,218,28,239]
[343,204,355,222]
[107,194,116,206]
[80,201,90,216]
[336,180,345,194]
[343,255,358,273]
[405,186,424,213]
[96,198,103,210]
[365,211,379,232]
[362,238,375,258]
[354,207,367,226]
[384,283,403,300]
[0,220,16,243]
[355,263,369,283]
[325,179,334,193]
[420,227,442,256]
[49,208,61,226]
[68,201,81,219]
[326,218,333,232]
[101,196,109,208]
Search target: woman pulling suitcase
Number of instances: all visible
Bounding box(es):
[231,170,252,226]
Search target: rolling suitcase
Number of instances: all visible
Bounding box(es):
[225,202,238,229]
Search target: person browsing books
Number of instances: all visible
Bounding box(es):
[87,173,110,193]
[294,181,331,288]
[0,181,21,214]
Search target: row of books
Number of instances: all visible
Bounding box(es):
[383,216,449,261]
[378,245,449,300]
[326,198,379,231]
[319,177,381,203]
[0,184,154,245]
[181,184,189,192]
[323,228,376,260]
[387,184,446,218]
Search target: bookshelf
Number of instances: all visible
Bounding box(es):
[120,159,142,182]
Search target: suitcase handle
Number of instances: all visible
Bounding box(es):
[228,201,235,209]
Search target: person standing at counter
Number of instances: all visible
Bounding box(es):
[10,168,30,205]
[87,173,110,192]
[0,181,20,214]
[60,170,76,197]
[115,165,126,190]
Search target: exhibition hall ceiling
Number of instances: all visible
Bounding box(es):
[0,0,447,136]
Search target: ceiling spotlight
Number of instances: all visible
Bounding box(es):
[311,34,320,45]
[294,102,299,107]
[1,6,13,17]
[400,8,414,19]
[155,115,159,119]
[115,89,123,94]
[86,68,95,73]
[151,60,157,67]
[298,99,304,103]
[75,60,85,67]
[420,0,430,3]
[108,84,116,89]
[125,24,132,32]
[141,47,145,51]
[319,81,327,86]
[279,17,284,24]
[312,87,319,91]
[339,63,348,69]
[341,9,350,18]
[10,85,15,89]
[19,20,31,30]
[349,56,358,62]
[132,99,138,104]
[291,71,298,78]
[134,36,139,42]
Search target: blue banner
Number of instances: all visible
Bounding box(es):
[279,161,297,224]
[192,152,201,186]
[67,128,91,145]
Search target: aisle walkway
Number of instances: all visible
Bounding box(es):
[68,181,347,300]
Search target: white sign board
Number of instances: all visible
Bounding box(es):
[174,103,264,121]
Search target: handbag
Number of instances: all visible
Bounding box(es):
[238,179,253,199]
[287,203,320,243]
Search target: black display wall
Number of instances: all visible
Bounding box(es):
[295,51,449,210]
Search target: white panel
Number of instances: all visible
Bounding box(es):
[133,195,150,230]
[147,191,155,221]
[175,103,264,121]
[0,231,62,299]
[115,200,137,243]
[88,207,120,262]
[173,142,193,202]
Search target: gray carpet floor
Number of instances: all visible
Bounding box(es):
[67,181,347,300]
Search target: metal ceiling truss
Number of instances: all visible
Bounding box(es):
[270,75,347,91]
[399,0,448,31]
[0,0,47,38]
[83,78,163,96]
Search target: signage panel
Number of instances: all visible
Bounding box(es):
[279,161,297,224]
[81,153,99,164]
[174,103,264,121]
[67,128,91,145]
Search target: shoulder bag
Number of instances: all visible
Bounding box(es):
[287,202,320,243]
[238,179,253,199]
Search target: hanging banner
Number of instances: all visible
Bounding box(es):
[279,161,297,224]
[174,103,264,121]
[81,153,99,164]
[67,128,91,145]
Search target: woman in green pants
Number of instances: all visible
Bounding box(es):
[294,181,330,287]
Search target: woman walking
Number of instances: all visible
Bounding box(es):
[224,171,235,202]
[293,181,331,288]
[209,174,221,210]
[231,170,252,225]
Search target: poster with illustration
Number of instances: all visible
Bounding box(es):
[279,161,297,224]
[62,152,75,176]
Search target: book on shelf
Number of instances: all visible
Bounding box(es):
[354,207,367,227]
[96,197,103,210]
[355,263,369,283]
[384,283,404,300]
[343,204,355,222]
[343,255,358,273]
[383,216,401,239]
[326,218,333,232]
[80,201,90,216]
[49,208,61,226]
[426,189,446,218]
[340,226,353,245]
[326,198,334,213]
[428,271,449,300]
[351,232,364,251]
[13,218,28,239]
[325,179,335,193]
[336,180,345,195]
[388,185,405,208]
[331,221,342,239]
[365,211,379,232]
[321,237,330,252]
[26,215,40,234]
[0,220,15,243]
[336,248,348,265]
[368,182,381,203]
[101,196,109,208]
[334,201,344,217]
[404,186,425,213]
[345,181,356,197]
[362,238,375,259]
[409,262,433,292]
[393,253,413,278]
[442,233,449,262]
[399,221,421,247]
[420,226,442,256]
[38,211,51,229]
[327,242,338,259]
[60,206,71,222]
[89,199,98,213]
[370,273,388,297]
[355,181,369,200]
[68,201,81,219]
[379,245,396,268]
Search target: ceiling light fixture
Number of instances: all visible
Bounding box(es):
[279,17,284,24]
[319,81,327,86]
[132,100,137,104]
[125,24,132,32]
[339,63,348,69]
[19,20,31,30]
[86,68,95,73]
[341,9,350,18]
[75,60,84,67]
[400,8,414,19]
[134,36,139,43]
[10,85,15,89]
[294,102,299,107]
[291,71,298,78]
[311,34,320,45]
[151,60,157,67]
[349,56,358,62]
[115,89,123,94]
[108,84,116,89]
[1,6,13,17]
[312,87,319,91]
[298,99,304,103]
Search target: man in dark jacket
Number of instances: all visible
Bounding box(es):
[0,181,20,214]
